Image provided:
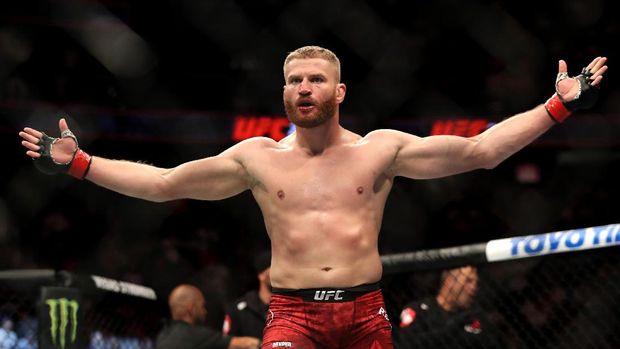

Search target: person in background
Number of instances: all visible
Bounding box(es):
[394,266,502,348]
[156,284,260,349]
[0,318,17,349]
[223,251,272,338]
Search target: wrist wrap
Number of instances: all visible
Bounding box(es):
[33,130,92,180]
[67,149,92,179]
[544,94,571,123]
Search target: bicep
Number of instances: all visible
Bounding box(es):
[162,154,249,200]
[392,133,489,179]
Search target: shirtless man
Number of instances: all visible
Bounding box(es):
[19,46,607,349]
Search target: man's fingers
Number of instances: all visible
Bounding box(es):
[591,57,607,75]
[591,65,608,79]
[59,118,69,132]
[22,127,43,139]
[558,59,568,73]
[591,75,603,87]
[26,150,41,158]
[586,56,607,72]
[21,140,40,152]
[594,57,607,70]
[19,131,40,144]
[585,57,600,71]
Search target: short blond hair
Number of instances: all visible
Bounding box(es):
[283,46,341,82]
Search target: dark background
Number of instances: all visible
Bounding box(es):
[1,0,619,319]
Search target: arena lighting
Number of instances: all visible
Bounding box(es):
[232,115,291,141]
[52,0,157,78]
[430,118,493,136]
[232,116,493,141]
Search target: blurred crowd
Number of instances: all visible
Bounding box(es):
[1,0,619,348]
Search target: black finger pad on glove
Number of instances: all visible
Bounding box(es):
[564,70,600,111]
[33,133,68,175]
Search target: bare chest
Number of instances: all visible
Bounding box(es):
[248,146,393,208]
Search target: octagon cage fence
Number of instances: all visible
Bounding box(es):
[0,223,618,349]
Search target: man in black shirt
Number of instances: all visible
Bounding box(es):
[394,266,502,348]
[223,251,272,339]
[156,284,260,349]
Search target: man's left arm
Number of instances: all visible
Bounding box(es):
[389,56,607,180]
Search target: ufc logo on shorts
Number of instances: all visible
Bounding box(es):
[313,290,344,301]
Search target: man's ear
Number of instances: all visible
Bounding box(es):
[336,83,346,104]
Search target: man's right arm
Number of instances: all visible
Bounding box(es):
[85,152,249,202]
[20,118,253,202]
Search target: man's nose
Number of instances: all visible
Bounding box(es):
[298,79,311,96]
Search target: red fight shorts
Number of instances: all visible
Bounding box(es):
[262,282,393,349]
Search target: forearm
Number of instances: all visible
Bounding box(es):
[477,56,607,167]
[85,156,171,202]
[474,104,554,168]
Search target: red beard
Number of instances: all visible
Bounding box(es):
[284,96,337,128]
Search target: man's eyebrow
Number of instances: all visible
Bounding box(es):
[287,73,327,81]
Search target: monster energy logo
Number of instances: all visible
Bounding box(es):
[46,298,79,349]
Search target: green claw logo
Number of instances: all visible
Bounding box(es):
[46,298,79,349]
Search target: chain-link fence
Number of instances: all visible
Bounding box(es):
[82,291,162,349]
[0,271,163,349]
[383,239,620,348]
[0,282,38,348]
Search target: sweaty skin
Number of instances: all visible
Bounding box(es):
[243,130,395,289]
[19,55,608,290]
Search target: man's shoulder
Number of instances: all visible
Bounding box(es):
[364,128,407,138]
[362,129,419,146]
[224,136,286,160]
[157,321,229,349]
[235,136,282,150]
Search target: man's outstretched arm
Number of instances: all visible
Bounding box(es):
[19,118,250,202]
[387,56,608,180]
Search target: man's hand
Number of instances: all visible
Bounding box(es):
[545,56,608,123]
[20,118,76,163]
[19,118,92,179]
[556,56,607,101]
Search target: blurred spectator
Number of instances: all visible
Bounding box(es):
[394,266,502,348]
[14,312,36,349]
[223,251,271,338]
[15,331,36,349]
[155,284,260,349]
[0,318,17,349]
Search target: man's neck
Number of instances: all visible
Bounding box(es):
[436,294,455,312]
[174,316,194,325]
[294,117,343,155]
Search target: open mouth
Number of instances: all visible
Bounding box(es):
[297,100,315,112]
[297,101,314,107]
